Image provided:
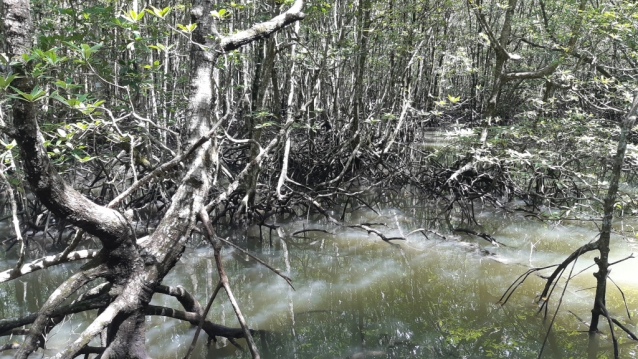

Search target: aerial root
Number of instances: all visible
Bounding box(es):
[155,285,204,316]
[14,266,106,359]
[145,305,250,340]
[183,209,261,359]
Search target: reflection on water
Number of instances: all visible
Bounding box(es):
[1,195,638,358]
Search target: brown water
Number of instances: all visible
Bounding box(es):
[1,194,638,358]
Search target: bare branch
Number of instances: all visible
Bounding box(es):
[0,296,109,334]
[220,0,305,52]
[538,240,599,306]
[0,249,99,283]
[154,285,204,316]
[199,209,260,359]
[145,305,250,339]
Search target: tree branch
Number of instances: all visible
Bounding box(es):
[0,295,110,334]
[220,0,305,52]
[154,285,204,316]
[15,266,106,359]
[145,305,252,340]
[538,240,599,308]
[0,250,99,283]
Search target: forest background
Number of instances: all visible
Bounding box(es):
[0,0,638,358]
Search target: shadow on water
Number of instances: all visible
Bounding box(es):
[1,192,638,358]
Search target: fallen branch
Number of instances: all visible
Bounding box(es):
[453,227,505,246]
[610,317,638,341]
[538,240,599,310]
[498,264,559,306]
[607,275,631,319]
[300,192,404,244]
[292,228,335,237]
[599,301,619,359]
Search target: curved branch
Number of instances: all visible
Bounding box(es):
[0,295,110,334]
[503,60,560,81]
[538,240,599,306]
[206,119,295,212]
[145,305,251,340]
[154,285,204,316]
[107,120,224,209]
[51,269,154,359]
[467,0,510,58]
[0,164,26,274]
[220,0,305,52]
[52,298,127,359]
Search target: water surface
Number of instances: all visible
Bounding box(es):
[1,198,637,358]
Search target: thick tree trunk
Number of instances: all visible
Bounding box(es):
[2,0,305,357]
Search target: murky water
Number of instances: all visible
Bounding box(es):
[1,194,638,358]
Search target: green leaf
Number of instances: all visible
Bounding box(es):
[77,155,94,163]
[79,43,103,60]
[1,139,17,150]
[42,49,65,65]
[145,6,171,18]
[73,122,88,131]
[148,43,166,52]
[177,23,197,33]
[0,74,18,90]
[211,9,228,19]
[11,86,47,102]
[123,9,145,22]
[54,80,67,89]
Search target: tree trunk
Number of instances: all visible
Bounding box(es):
[2,0,306,357]
[589,95,638,335]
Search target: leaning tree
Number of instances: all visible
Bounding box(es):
[0,0,305,358]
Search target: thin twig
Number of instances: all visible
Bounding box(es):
[607,275,631,319]
[537,247,581,358]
